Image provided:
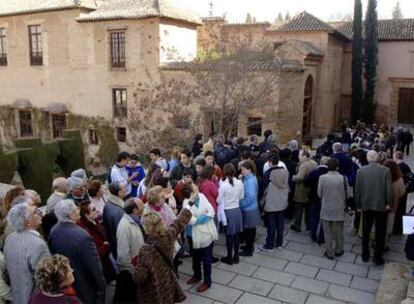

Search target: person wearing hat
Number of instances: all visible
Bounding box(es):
[66,177,88,205]
[71,169,88,183]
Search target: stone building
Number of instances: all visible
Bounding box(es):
[0,1,413,170]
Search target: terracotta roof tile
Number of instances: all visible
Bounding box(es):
[269,11,336,32]
[77,0,201,24]
[329,19,414,41]
[0,0,97,17]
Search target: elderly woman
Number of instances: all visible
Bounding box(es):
[49,200,105,304]
[78,200,115,283]
[133,207,193,304]
[3,195,35,241]
[66,176,88,205]
[29,254,81,304]
[46,178,68,214]
[71,168,88,183]
[0,250,11,304]
[4,203,50,304]
[144,186,176,227]
[88,180,106,217]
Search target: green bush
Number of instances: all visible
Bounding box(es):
[58,130,85,176]
[0,147,18,184]
[96,126,119,168]
[15,138,58,203]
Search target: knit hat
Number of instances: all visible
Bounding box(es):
[67,176,84,191]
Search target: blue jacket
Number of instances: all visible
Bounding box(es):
[240,173,259,212]
[332,152,354,183]
[49,222,105,304]
[303,165,329,203]
[102,201,124,258]
[126,165,146,197]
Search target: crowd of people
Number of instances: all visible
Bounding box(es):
[0,122,413,304]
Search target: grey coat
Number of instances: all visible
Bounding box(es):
[4,230,50,304]
[355,163,393,211]
[317,172,349,221]
[264,168,290,212]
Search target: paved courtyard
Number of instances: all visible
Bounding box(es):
[180,217,408,304]
[179,149,414,304]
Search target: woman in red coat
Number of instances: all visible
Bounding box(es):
[78,200,116,283]
[197,166,218,213]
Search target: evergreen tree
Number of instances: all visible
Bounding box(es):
[351,0,363,123]
[285,12,291,20]
[392,2,403,19]
[363,0,379,123]
[277,12,284,23]
[245,13,253,23]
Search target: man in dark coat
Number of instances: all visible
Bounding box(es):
[304,156,329,244]
[355,150,393,266]
[103,181,126,259]
[331,143,354,185]
[49,200,105,304]
[169,148,197,189]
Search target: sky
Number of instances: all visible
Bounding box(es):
[177,0,414,22]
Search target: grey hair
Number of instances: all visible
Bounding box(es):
[71,169,87,180]
[288,140,299,151]
[332,142,343,153]
[267,134,278,146]
[367,150,378,163]
[67,176,84,192]
[55,199,78,222]
[52,177,68,193]
[7,203,31,232]
[11,195,33,208]
[109,181,121,196]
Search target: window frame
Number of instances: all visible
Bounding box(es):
[247,117,263,136]
[19,110,33,137]
[51,113,66,139]
[0,27,7,66]
[109,31,126,68]
[112,88,128,118]
[28,25,43,66]
[116,127,127,143]
[88,129,99,145]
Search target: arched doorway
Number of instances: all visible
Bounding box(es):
[302,76,313,136]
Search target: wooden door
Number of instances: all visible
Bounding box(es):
[398,88,414,124]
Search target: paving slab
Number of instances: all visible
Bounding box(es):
[285,241,326,256]
[335,261,368,277]
[300,254,336,270]
[306,294,345,304]
[235,292,282,304]
[252,267,295,286]
[211,268,237,285]
[241,253,288,270]
[316,269,352,287]
[189,283,243,304]
[291,276,329,295]
[350,276,379,293]
[284,262,319,278]
[183,292,214,304]
[327,284,375,304]
[228,275,274,296]
[268,284,309,304]
[217,261,259,276]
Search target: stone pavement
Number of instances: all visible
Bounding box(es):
[180,217,409,304]
[180,148,414,304]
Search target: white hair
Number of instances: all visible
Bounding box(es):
[52,177,68,193]
[367,150,378,163]
[67,177,84,192]
[55,199,78,222]
[288,140,299,151]
[7,203,31,232]
[332,142,343,153]
[71,169,87,180]
[11,195,33,208]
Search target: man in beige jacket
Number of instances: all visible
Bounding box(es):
[291,150,318,232]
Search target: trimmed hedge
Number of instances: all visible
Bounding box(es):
[57,130,85,176]
[0,147,18,184]
[15,138,58,202]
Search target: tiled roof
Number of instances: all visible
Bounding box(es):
[279,40,324,57]
[223,22,271,27]
[77,0,201,24]
[0,0,97,17]
[329,19,414,41]
[269,12,336,32]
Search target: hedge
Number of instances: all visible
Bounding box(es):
[0,147,18,184]
[57,130,85,176]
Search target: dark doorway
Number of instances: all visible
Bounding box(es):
[398,88,414,124]
[302,76,313,136]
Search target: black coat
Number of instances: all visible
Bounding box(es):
[102,201,124,258]
[49,222,106,304]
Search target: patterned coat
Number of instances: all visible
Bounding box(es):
[133,209,192,304]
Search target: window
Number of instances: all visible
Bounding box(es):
[51,114,66,138]
[28,25,42,66]
[112,88,127,118]
[0,28,7,66]
[19,110,33,137]
[88,129,99,145]
[116,127,126,142]
[110,32,125,68]
[247,117,262,136]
